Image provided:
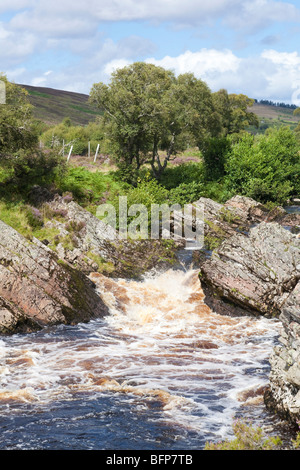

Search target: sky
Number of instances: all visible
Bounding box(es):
[1,0,300,103]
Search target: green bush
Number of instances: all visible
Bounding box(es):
[224,127,300,203]
[56,166,124,207]
[204,420,282,450]
[169,181,204,205]
[40,117,108,156]
[202,136,231,181]
[0,149,66,199]
[159,162,204,190]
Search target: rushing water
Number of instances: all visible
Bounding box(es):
[0,256,283,450]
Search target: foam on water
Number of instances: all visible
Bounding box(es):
[0,267,281,445]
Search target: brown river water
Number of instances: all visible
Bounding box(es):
[0,255,287,450]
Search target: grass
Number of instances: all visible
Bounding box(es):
[0,201,33,239]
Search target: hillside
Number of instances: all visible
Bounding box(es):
[17,84,103,126]
[250,101,300,133]
[17,83,300,131]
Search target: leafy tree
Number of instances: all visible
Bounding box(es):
[0,75,65,198]
[0,74,38,156]
[293,107,300,116]
[90,62,175,175]
[90,63,217,179]
[212,89,259,136]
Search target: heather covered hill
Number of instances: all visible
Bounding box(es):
[17,84,103,126]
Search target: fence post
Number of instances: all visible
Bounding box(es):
[67,145,73,162]
[88,141,90,159]
[94,143,100,162]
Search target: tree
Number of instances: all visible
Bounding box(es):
[90,62,175,176]
[212,89,259,136]
[293,107,300,116]
[0,75,64,196]
[0,74,37,156]
[90,63,219,180]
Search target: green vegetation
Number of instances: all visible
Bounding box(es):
[204,420,283,450]
[205,419,300,450]
[224,127,300,203]
[40,117,108,156]
[0,65,299,247]
[89,62,258,180]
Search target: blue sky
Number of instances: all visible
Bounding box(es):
[1,0,300,103]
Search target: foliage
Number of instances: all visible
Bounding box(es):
[89,63,260,180]
[90,62,177,176]
[56,166,125,208]
[169,181,204,205]
[0,149,66,198]
[204,420,282,450]
[212,90,259,136]
[159,162,204,190]
[41,116,109,156]
[224,127,300,203]
[109,177,169,217]
[201,136,232,180]
[0,75,38,155]
[90,63,219,179]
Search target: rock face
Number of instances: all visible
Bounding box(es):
[200,222,300,317]
[264,281,300,423]
[191,195,290,256]
[43,196,178,278]
[0,220,109,335]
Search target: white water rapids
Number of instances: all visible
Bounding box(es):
[0,265,281,447]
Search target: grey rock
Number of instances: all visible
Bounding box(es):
[200,222,300,317]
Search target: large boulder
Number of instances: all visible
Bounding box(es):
[0,219,109,335]
[199,222,300,317]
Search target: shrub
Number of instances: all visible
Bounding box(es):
[224,127,300,203]
[169,181,204,205]
[204,420,282,450]
[159,162,204,190]
[26,206,44,228]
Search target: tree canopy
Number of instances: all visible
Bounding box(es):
[90,62,259,179]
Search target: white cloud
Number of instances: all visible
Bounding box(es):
[104,59,131,76]
[145,48,300,103]
[5,45,300,103]
[2,0,300,102]
[0,22,37,65]
[5,0,300,37]
[146,49,241,78]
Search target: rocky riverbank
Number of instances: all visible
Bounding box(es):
[0,192,299,426]
[195,196,300,425]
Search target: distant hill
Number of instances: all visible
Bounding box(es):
[17,84,103,126]
[249,101,300,133]
[17,83,300,131]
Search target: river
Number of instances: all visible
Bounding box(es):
[0,254,285,450]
